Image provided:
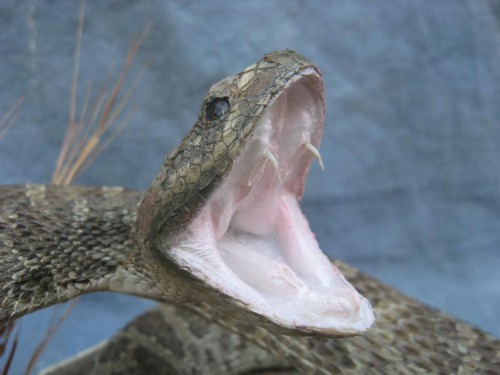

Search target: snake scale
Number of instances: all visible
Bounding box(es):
[1,51,499,374]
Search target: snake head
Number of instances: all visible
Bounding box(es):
[138,50,374,337]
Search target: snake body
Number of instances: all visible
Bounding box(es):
[43,266,500,374]
[0,51,499,374]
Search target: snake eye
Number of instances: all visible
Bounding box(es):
[206,97,230,122]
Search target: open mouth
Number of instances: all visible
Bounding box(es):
[170,68,374,335]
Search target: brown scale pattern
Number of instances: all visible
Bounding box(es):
[42,305,293,375]
[289,261,500,374]
[43,262,500,375]
[1,50,498,374]
[0,185,150,323]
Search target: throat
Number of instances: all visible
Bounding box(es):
[171,180,365,328]
[219,191,358,320]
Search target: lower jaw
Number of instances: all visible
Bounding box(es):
[171,187,374,333]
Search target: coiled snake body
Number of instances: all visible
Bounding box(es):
[0,51,498,374]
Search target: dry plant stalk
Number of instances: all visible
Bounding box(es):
[23,300,79,375]
[0,0,149,373]
[0,96,24,141]
[0,322,19,375]
[52,1,151,186]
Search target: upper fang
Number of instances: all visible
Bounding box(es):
[304,142,324,171]
[265,149,283,184]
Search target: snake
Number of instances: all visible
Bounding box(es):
[0,50,498,374]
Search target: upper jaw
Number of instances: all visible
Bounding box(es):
[168,67,374,336]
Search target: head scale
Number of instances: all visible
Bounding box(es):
[138,50,321,251]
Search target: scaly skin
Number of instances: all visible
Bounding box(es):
[1,51,326,336]
[40,261,500,374]
[1,51,499,373]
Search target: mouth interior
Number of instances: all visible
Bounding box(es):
[171,69,374,334]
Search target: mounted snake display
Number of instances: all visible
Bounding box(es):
[1,50,498,374]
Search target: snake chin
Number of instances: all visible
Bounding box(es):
[171,68,374,336]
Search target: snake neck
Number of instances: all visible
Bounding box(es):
[0,184,163,323]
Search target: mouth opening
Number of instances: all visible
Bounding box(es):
[171,69,374,335]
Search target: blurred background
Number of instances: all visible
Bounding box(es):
[1,0,499,372]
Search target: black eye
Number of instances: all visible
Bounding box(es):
[206,97,230,122]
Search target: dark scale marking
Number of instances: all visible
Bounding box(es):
[187,315,210,339]
[98,336,132,364]
[130,346,174,375]
[132,310,184,357]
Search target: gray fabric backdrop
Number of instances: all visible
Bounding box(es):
[1,0,499,372]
